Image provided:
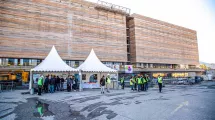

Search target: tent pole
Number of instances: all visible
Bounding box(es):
[79,70,82,91]
[29,71,34,95]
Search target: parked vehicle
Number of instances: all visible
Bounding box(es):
[177,80,184,85]
[195,76,203,83]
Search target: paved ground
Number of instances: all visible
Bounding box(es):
[1,81,215,120]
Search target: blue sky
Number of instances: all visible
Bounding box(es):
[87,0,215,64]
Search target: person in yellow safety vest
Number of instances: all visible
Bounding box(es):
[137,76,142,92]
[140,75,144,91]
[106,74,111,93]
[133,76,137,90]
[120,76,125,90]
[145,75,149,91]
[142,76,146,91]
[37,74,44,96]
[157,75,163,93]
[130,76,134,91]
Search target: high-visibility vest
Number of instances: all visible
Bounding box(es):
[138,78,142,84]
[120,78,124,83]
[158,77,163,83]
[38,77,43,85]
[107,77,111,84]
[132,78,136,83]
[143,78,147,83]
[146,77,149,82]
[130,79,133,85]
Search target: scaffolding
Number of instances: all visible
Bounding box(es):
[95,0,131,15]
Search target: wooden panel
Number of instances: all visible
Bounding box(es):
[129,14,199,65]
[0,0,127,62]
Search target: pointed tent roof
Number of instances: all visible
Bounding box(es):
[31,46,78,72]
[78,49,117,72]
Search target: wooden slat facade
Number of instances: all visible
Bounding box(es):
[0,0,127,62]
[129,14,199,65]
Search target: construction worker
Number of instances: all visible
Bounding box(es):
[130,76,134,91]
[137,76,142,92]
[120,76,125,89]
[106,74,111,93]
[158,75,163,93]
[133,75,137,90]
[37,74,44,96]
[143,75,147,91]
[135,75,138,90]
[140,75,143,91]
[145,75,149,91]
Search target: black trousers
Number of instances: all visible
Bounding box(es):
[121,83,124,89]
[141,84,144,91]
[134,83,137,90]
[43,85,48,93]
[158,83,162,92]
[38,85,42,95]
[67,83,71,92]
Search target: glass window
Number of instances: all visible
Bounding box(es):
[75,61,79,67]
[30,59,37,66]
[8,58,18,66]
[37,59,41,65]
[23,59,29,66]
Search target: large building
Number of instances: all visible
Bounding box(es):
[0,0,202,81]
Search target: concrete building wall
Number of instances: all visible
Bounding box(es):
[129,14,199,65]
[0,0,127,62]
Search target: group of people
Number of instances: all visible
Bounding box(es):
[37,74,78,95]
[100,74,111,94]
[120,74,163,93]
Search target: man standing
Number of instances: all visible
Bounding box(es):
[120,76,125,90]
[60,76,65,91]
[130,76,134,91]
[49,75,55,93]
[66,75,71,92]
[106,74,111,93]
[141,75,144,91]
[134,75,137,90]
[100,75,105,94]
[137,76,142,92]
[143,76,147,91]
[145,75,149,91]
[56,76,60,91]
[43,76,49,93]
[158,75,163,93]
[37,74,44,95]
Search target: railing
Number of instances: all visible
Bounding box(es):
[95,0,131,15]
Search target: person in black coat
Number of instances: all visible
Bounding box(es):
[100,75,105,94]
[56,76,60,91]
[60,76,65,91]
[44,76,49,93]
[49,76,55,93]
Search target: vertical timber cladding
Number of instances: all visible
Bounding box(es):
[129,14,199,65]
[0,0,127,62]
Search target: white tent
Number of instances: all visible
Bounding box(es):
[77,49,117,72]
[29,46,78,94]
[77,49,118,90]
[31,46,77,72]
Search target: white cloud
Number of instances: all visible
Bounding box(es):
[87,0,215,63]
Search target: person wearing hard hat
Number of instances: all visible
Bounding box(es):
[106,74,111,93]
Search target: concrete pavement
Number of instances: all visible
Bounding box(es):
[1,81,215,120]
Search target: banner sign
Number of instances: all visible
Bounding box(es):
[125,65,133,73]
